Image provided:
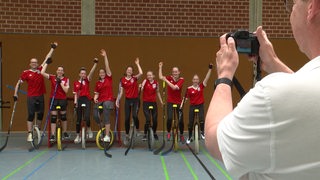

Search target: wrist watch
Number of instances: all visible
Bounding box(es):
[214,78,233,89]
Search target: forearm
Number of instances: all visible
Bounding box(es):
[88,63,97,81]
[157,92,163,104]
[40,64,50,79]
[104,56,112,76]
[163,77,178,90]
[135,63,143,78]
[203,69,212,86]
[270,58,293,74]
[205,84,233,161]
[14,80,21,96]
[61,85,69,94]
[42,48,55,66]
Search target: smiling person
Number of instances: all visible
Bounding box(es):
[93,49,114,142]
[159,62,185,143]
[41,57,70,142]
[73,59,98,144]
[205,0,320,179]
[13,42,57,142]
[116,58,143,145]
[141,71,164,141]
[185,63,212,144]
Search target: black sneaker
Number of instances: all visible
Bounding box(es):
[154,134,159,141]
[142,135,147,141]
[63,132,70,139]
[50,135,55,142]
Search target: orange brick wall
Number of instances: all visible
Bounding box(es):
[0,0,292,38]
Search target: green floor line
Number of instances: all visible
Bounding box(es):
[201,148,233,180]
[2,150,48,180]
[179,150,198,180]
[160,156,170,180]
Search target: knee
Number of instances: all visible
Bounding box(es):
[28,114,35,122]
[51,115,58,123]
[60,114,67,121]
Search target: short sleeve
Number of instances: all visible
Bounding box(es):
[20,71,27,81]
[176,78,184,89]
[217,81,273,178]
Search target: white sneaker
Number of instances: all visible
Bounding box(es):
[74,135,81,144]
[103,135,110,142]
[27,133,33,142]
[87,130,93,139]
[186,137,192,144]
[201,133,205,140]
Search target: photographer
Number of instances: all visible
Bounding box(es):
[205,0,320,179]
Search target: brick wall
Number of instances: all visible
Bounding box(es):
[0,0,292,38]
[0,0,81,34]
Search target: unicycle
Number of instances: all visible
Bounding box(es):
[95,105,114,150]
[30,101,41,148]
[125,104,136,156]
[80,103,87,149]
[146,105,155,151]
[55,105,63,151]
[172,104,179,152]
[193,109,200,154]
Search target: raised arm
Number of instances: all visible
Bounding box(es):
[203,63,213,87]
[40,63,50,79]
[87,58,98,81]
[134,57,143,79]
[100,49,111,76]
[158,62,179,90]
[41,42,58,67]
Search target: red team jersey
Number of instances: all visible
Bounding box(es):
[94,75,114,102]
[73,78,91,99]
[121,77,139,99]
[49,75,69,99]
[186,83,205,105]
[166,75,184,104]
[20,66,46,97]
[142,79,158,102]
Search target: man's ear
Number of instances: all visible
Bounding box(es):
[307,0,320,22]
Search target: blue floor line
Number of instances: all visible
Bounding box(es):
[23,151,58,180]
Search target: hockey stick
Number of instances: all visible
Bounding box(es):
[0,101,17,152]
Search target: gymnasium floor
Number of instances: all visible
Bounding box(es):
[0,132,235,180]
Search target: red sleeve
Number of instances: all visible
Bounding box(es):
[49,74,55,81]
[38,66,43,71]
[176,78,184,89]
[200,83,205,88]
[186,88,191,98]
[73,81,78,94]
[20,71,27,81]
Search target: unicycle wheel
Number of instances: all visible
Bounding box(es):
[57,127,62,151]
[81,126,86,149]
[194,124,199,154]
[96,128,114,150]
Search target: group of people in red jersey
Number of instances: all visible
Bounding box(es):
[13,42,213,146]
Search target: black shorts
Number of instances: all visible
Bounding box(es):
[27,95,45,121]
[50,98,68,111]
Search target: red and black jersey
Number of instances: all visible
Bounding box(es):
[186,83,205,105]
[49,75,69,99]
[20,66,46,97]
[121,76,139,98]
[166,75,184,104]
[73,78,91,99]
[142,79,158,102]
[94,75,114,102]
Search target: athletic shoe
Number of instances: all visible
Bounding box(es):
[103,135,110,142]
[201,133,205,140]
[186,137,193,144]
[87,129,93,139]
[180,135,185,144]
[63,132,70,139]
[27,132,33,142]
[50,135,55,142]
[167,133,171,141]
[74,135,81,144]
[142,135,147,141]
[124,136,129,146]
[154,134,159,141]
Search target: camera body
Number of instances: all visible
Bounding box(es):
[226,30,260,56]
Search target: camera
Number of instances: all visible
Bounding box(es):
[226,30,260,56]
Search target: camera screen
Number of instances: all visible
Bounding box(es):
[236,39,251,53]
